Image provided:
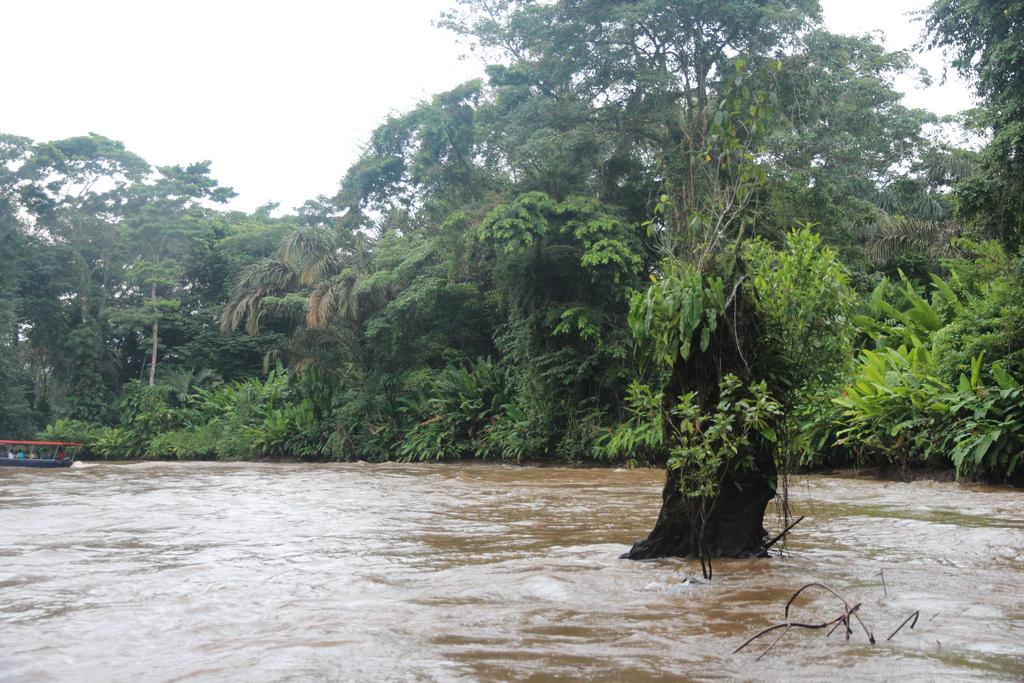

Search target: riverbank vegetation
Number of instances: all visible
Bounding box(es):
[2,0,1021,487]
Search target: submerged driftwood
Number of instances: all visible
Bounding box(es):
[734,582,922,659]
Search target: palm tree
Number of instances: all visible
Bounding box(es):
[866,215,964,268]
[221,225,408,373]
[222,228,368,335]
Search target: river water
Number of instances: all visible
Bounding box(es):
[1,463,1022,682]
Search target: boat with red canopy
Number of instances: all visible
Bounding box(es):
[0,440,82,468]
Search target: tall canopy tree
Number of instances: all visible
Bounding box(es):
[18,134,149,324]
[0,135,38,434]
[118,162,235,385]
[925,0,1024,244]
[443,0,817,243]
[767,32,938,240]
[14,135,149,418]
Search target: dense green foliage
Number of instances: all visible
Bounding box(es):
[2,0,1021,485]
[926,0,1024,244]
[829,245,1024,479]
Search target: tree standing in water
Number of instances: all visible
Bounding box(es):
[445,0,859,574]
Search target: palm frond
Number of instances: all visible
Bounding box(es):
[160,367,220,403]
[307,268,370,328]
[867,216,963,267]
[877,188,949,222]
[307,281,339,328]
[279,228,344,286]
[221,258,300,333]
[921,149,979,187]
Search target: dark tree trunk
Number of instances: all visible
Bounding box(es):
[624,274,777,561]
[149,281,159,387]
[624,447,776,560]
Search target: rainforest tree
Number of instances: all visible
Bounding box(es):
[117,162,235,385]
[926,0,1024,245]
[0,135,39,434]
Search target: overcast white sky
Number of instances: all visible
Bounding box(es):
[0,0,974,213]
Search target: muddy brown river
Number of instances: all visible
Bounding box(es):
[1,463,1022,681]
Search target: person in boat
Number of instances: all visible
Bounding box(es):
[5,449,12,459]
[16,449,26,459]
[56,446,66,461]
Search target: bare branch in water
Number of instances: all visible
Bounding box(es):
[736,582,928,657]
[886,611,920,641]
[762,515,805,555]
